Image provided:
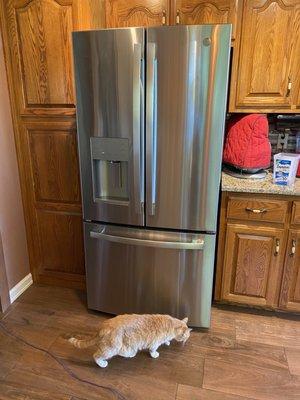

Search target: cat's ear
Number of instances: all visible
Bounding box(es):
[182,317,188,324]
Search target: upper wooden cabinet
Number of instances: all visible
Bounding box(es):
[173,0,238,39]
[105,0,169,27]
[3,0,105,117]
[229,0,300,113]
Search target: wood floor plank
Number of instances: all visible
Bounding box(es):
[0,333,18,379]
[4,363,116,400]
[0,381,72,400]
[176,384,254,399]
[285,348,300,376]
[204,340,288,372]
[203,358,300,400]
[235,313,300,348]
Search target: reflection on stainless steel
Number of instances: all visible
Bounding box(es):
[73,25,231,327]
[73,28,145,225]
[146,25,231,231]
[85,222,215,327]
[90,225,205,249]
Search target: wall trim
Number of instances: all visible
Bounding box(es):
[9,273,33,303]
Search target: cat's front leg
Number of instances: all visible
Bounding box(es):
[95,358,108,368]
[149,346,160,358]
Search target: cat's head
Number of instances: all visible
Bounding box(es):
[174,317,192,343]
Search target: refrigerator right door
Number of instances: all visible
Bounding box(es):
[146,25,231,232]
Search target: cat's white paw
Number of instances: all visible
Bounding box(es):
[165,341,170,346]
[95,359,108,368]
[128,352,137,358]
[150,351,159,359]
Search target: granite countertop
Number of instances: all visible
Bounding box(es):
[222,171,300,196]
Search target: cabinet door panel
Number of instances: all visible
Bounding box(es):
[291,9,300,110]
[1,1,106,288]
[230,0,300,112]
[279,230,300,312]
[221,224,285,307]
[29,129,80,203]
[20,120,85,287]
[174,0,238,39]
[105,0,169,27]
[3,0,105,117]
[16,0,74,108]
[37,210,85,277]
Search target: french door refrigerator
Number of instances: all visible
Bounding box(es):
[73,24,231,327]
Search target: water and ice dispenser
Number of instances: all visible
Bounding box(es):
[90,137,129,203]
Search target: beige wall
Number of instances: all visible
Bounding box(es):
[0,33,30,290]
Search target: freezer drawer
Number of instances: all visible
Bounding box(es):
[84,222,216,327]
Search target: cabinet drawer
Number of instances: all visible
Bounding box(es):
[227,197,288,223]
[291,202,300,225]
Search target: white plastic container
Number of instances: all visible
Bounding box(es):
[273,153,300,186]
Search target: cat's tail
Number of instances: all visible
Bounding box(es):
[68,334,98,349]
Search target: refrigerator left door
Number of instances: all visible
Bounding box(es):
[73,29,145,226]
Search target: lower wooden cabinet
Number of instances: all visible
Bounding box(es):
[279,230,300,312]
[216,192,300,313]
[222,224,284,308]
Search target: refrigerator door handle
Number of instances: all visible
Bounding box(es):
[146,42,158,216]
[90,230,204,250]
[133,43,144,214]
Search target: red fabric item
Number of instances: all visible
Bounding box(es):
[297,160,300,177]
[223,114,271,170]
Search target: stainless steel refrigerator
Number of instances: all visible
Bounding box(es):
[73,24,231,327]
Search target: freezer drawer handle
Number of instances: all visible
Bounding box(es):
[90,231,204,250]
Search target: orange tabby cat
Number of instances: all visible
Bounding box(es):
[69,314,191,368]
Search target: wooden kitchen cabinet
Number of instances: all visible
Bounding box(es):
[105,0,169,27]
[172,0,239,39]
[216,193,300,313]
[279,230,300,312]
[229,0,300,113]
[221,223,285,308]
[0,0,107,288]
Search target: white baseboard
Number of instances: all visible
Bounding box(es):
[9,273,33,303]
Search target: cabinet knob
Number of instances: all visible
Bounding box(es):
[245,207,267,214]
[290,239,296,257]
[286,77,292,97]
[162,10,166,25]
[275,238,280,256]
[176,10,180,24]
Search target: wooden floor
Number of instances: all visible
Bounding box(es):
[0,285,299,400]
